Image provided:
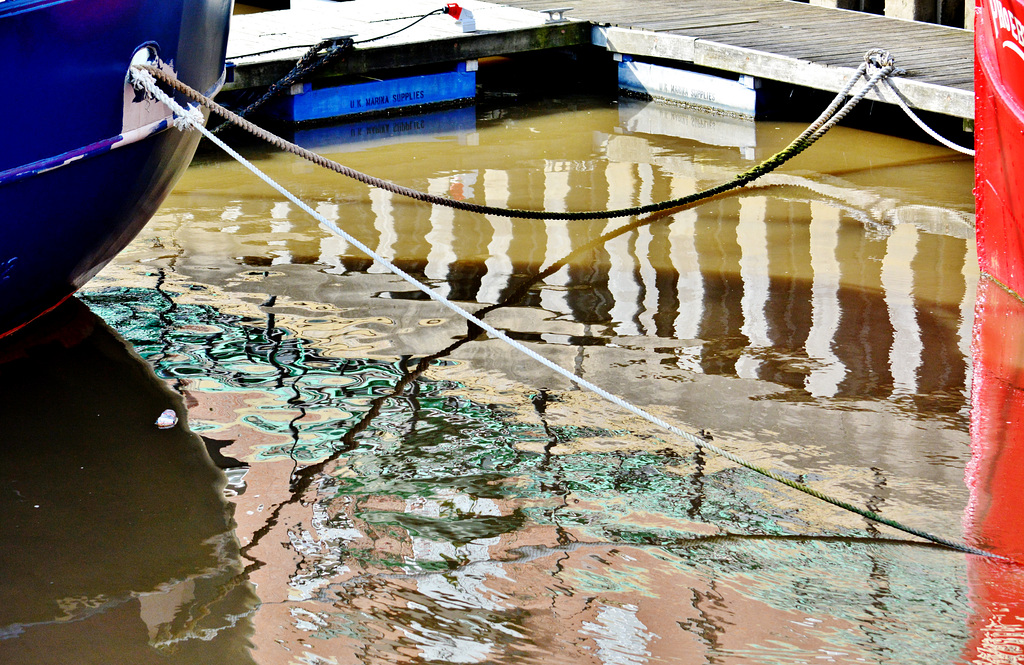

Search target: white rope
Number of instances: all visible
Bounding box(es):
[173,104,205,131]
[128,66,1007,559]
[881,78,975,156]
[129,68,716,451]
[125,70,704,438]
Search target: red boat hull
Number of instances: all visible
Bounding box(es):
[974,0,1024,558]
[964,278,1024,661]
[969,5,1024,654]
[976,0,1024,296]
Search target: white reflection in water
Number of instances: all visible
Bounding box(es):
[60,95,985,665]
[369,188,397,273]
[737,197,770,380]
[582,604,657,665]
[882,222,922,396]
[425,175,456,295]
[806,202,844,398]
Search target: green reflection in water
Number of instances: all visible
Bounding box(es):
[81,284,971,664]
[82,286,821,537]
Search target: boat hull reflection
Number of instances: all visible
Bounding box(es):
[965,277,1024,662]
[0,299,255,665]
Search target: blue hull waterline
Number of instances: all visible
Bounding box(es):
[0,0,233,338]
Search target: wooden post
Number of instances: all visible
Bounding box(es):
[885,0,935,22]
[810,0,883,12]
[885,0,966,26]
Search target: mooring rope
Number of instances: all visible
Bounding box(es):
[142,50,899,221]
[129,61,1006,561]
[880,78,976,156]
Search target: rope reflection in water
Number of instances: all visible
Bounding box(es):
[67,83,982,663]
[67,262,979,663]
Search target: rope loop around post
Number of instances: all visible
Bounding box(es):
[861,49,974,156]
[864,48,903,75]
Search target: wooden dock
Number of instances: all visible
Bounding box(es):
[224,0,974,120]
[504,0,974,119]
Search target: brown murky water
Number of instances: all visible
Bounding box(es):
[5,95,1021,664]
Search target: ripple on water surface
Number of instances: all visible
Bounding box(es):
[3,94,1017,664]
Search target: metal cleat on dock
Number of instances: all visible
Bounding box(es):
[540,7,572,22]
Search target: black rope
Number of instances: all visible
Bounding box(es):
[353,8,446,44]
[149,52,894,221]
[213,36,354,134]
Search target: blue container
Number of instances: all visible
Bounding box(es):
[263,63,477,123]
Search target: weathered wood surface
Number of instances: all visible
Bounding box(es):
[502,0,974,118]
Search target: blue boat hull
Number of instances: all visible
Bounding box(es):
[0,0,233,338]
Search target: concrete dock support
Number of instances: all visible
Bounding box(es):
[810,0,884,12]
[885,0,964,25]
[811,0,967,26]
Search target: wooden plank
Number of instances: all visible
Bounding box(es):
[594,26,697,62]
[596,23,972,114]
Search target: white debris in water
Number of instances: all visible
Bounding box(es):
[155,409,178,429]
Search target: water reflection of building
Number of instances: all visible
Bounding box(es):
[199,150,973,407]
[156,99,978,486]
[155,100,977,478]
[132,99,981,662]
[93,267,977,663]
[224,466,967,664]
[181,141,972,395]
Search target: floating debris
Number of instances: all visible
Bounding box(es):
[155,408,178,429]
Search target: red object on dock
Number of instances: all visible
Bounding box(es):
[976,0,1024,297]
[444,2,463,19]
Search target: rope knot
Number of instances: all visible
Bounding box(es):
[173,105,205,131]
[864,49,905,76]
[129,65,203,132]
[129,65,158,93]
